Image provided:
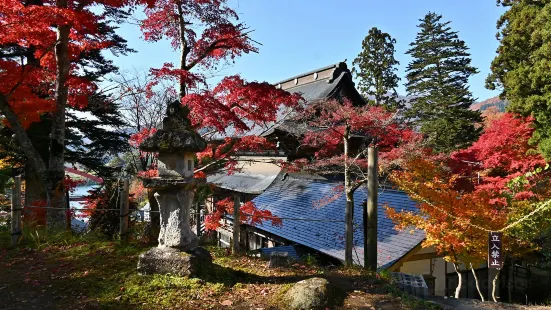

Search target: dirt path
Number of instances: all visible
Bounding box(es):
[0,248,62,310]
[0,243,437,310]
[427,296,551,310]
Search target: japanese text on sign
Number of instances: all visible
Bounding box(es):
[488,231,503,269]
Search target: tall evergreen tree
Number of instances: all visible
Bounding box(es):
[405,12,482,153]
[486,0,551,159]
[353,27,403,111]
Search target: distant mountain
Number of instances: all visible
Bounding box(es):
[471,96,508,112]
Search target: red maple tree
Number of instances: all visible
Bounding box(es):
[451,113,549,201]
[387,113,551,301]
[0,0,154,226]
[136,0,303,230]
[287,99,423,266]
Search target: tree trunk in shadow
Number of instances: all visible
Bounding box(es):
[25,163,47,225]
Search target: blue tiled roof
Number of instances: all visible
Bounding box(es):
[259,245,300,261]
[248,175,425,269]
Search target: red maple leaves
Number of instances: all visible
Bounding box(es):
[0,0,153,127]
[183,76,302,133]
[291,99,423,175]
[136,0,303,177]
[204,197,282,231]
[132,0,304,230]
[387,112,551,266]
[141,0,255,67]
[450,113,549,203]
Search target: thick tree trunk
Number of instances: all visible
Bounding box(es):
[344,123,354,266]
[470,263,485,301]
[0,96,48,182]
[47,6,70,228]
[492,268,501,302]
[453,262,462,299]
[25,163,47,225]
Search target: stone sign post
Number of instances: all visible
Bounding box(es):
[136,100,212,276]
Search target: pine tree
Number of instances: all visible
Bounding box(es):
[353,27,403,111]
[405,12,482,153]
[486,0,551,159]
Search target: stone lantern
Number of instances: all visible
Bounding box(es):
[136,100,212,276]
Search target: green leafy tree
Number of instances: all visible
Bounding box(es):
[405,12,482,153]
[352,27,403,111]
[486,0,551,159]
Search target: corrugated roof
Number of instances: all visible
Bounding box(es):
[259,245,300,261]
[247,175,425,269]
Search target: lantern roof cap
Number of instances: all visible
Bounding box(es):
[139,100,207,153]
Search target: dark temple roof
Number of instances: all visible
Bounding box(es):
[206,62,367,194]
[261,61,366,138]
[245,174,425,269]
[274,62,356,101]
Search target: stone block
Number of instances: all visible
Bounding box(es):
[137,247,212,277]
[390,272,428,299]
[268,251,289,268]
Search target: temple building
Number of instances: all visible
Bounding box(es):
[199,61,537,301]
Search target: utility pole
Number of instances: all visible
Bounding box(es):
[195,202,201,237]
[366,147,378,271]
[119,178,129,244]
[232,194,240,255]
[11,175,22,247]
[362,199,368,268]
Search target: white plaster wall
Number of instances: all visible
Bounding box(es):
[433,258,446,296]
[400,259,431,275]
[237,156,283,175]
[415,246,437,255]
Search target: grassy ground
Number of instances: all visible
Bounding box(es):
[0,228,439,310]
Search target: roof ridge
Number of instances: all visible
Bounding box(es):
[278,173,410,195]
[273,61,349,86]
[273,64,336,86]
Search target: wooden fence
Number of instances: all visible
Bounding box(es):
[8,176,131,247]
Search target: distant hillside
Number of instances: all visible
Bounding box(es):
[471,96,508,112]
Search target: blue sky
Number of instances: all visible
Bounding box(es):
[109,0,506,101]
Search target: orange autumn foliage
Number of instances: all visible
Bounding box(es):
[386,113,551,265]
[386,158,494,264]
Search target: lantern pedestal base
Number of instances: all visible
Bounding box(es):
[152,188,198,249]
[137,247,212,277]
